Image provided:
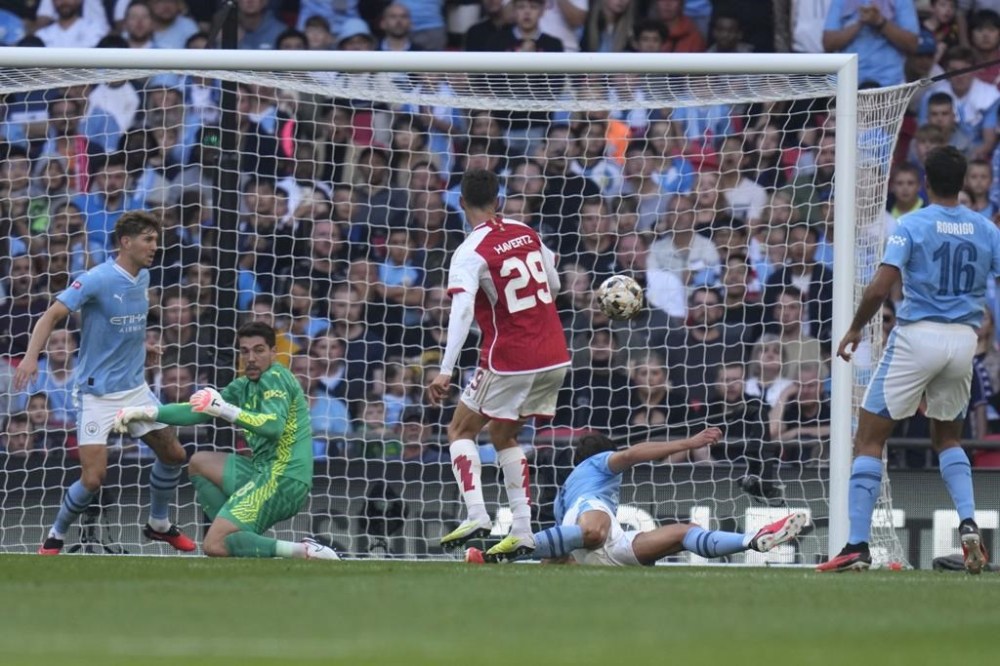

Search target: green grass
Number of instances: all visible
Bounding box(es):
[1,556,998,666]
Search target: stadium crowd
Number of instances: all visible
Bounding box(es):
[2,0,1000,493]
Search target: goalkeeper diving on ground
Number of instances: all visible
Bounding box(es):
[115,322,338,560]
[466,428,807,566]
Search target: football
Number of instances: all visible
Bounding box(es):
[596,274,644,320]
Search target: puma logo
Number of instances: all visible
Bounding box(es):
[113,293,124,304]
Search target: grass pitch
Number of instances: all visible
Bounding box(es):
[0,556,997,666]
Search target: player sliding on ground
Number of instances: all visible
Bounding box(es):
[466,428,808,565]
[114,322,338,560]
[14,211,195,555]
[428,168,571,561]
[819,146,994,574]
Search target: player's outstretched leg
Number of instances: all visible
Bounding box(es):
[818,409,893,572]
[141,429,195,552]
[40,446,106,555]
[931,420,988,574]
[440,404,493,549]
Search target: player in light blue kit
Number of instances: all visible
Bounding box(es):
[14,211,196,555]
[467,428,808,566]
[819,146,998,574]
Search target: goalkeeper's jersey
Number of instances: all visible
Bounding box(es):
[221,364,313,488]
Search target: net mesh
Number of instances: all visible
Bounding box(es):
[0,63,914,565]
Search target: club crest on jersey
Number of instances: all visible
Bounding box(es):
[71,281,82,289]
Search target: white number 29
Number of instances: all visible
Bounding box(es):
[501,250,552,314]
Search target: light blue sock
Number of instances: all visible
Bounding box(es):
[939,447,975,522]
[533,525,584,559]
[51,480,96,538]
[682,526,749,558]
[148,461,182,522]
[848,455,883,544]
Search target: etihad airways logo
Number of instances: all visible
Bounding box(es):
[110,314,148,326]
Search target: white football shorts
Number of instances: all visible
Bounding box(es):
[461,366,567,422]
[561,496,641,567]
[863,321,977,421]
[77,384,166,446]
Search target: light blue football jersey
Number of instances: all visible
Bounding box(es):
[56,260,150,396]
[554,451,621,524]
[883,204,1000,328]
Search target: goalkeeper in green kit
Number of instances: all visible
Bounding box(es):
[113,322,339,560]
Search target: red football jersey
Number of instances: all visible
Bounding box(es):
[447,217,570,374]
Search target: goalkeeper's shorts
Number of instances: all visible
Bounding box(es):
[218,454,310,534]
[863,321,976,421]
[78,384,165,446]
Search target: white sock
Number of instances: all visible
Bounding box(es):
[275,540,306,558]
[146,516,171,533]
[497,446,532,537]
[48,528,65,540]
[449,439,489,525]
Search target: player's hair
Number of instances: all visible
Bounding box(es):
[460,168,500,209]
[925,146,968,197]
[113,210,161,246]
[573,432,617,466]
[237,321,277,348]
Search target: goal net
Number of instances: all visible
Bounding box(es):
[0,51,914,565]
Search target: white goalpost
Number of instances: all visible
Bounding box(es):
[0,47,917,565]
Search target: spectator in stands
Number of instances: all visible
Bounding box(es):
[275,27,307,50]
[743,333,792,409]
[86,54,140,152]
[649,193,721,289]
[0,145,30,204]
[0,359,14,428]
[379,3,421,51]
[621,141,678,232]
[822,0,919,88]
[703,361,782,501]
[628,349,690,433]
[769,362,830,461]
[581,0,636,53]
[3,412,32,456]
[559,327,632,433]
[922,92,975,156]
[537,124,600,241]
[410,189,463,283]
[928,47,1000,159]
[0,7,24,45]
[395,406,444,463]
[329,282,387,383]
[309,332,363,432]
[746,123,790,191]
[0,255,46,358]
[158,288,210,371]
[691,169,727,230]
[337,17,376,50]
[42,96,90,194]
[612,232,682,322]
[630,18,665,52]
[969,308,997,439]
[16,326,77,426]
[149,0,198,49]
[352,146,407,246]
[764,223,833,344]
[969,10,1000,86]
[303,14,335,49]
[247,294,298,368]
[768,285,825,377]
[236,0,286,50]
[966,158,996,218]
[295,219,349,301]
[479,0,563,53]
[923,0,961,55]
[25,391,64,449]
[721,253,765,344]
[36,0,106,48]
[888,162,925,220]
[122,1,158,48]
[665,286,747,406]
[717,136,768,227]
[909,124,947,195]
[464,0,508,49]
[27,157,71,234]
[347,398,400,458]
[285,278,331,348]
[291,349,350,457]
[655,0,706,52]
[157,362,199,444]
[561,197,618,284]
[706,11,753,52]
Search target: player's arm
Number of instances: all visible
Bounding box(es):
[190,378,290,439]
[838,263,901,362]
[540,242,562,294]
[429,245,484,404]
[114,381,244,432]
[13,301,72,390]
[607,428,722,474]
